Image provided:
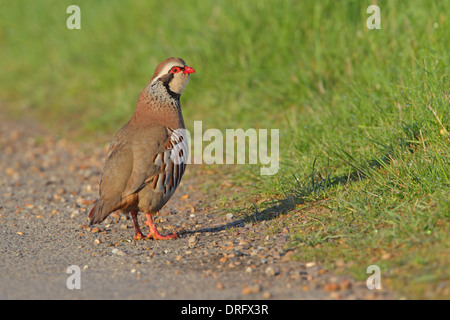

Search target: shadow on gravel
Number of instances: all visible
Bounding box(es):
[188,197,297,235]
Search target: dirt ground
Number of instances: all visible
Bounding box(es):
[0,117,393,300]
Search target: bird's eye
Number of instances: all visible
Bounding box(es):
[169,67,182,74]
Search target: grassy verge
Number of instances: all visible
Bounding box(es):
[1,0,448,298]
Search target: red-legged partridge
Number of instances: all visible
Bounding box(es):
[89,57,195,240]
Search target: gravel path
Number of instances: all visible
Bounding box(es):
[0,118,393,300]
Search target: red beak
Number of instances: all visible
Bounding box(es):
[183,66,195,74]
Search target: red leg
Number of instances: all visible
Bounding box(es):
[130,211,146,240]
[145,213,178,240]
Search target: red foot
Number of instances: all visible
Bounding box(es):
[134,230,146,240]
[145,213,178,240]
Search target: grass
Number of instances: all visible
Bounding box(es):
[1,0,448,299]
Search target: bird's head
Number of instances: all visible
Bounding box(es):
[151,57,195,98]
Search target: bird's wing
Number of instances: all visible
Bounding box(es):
[121,125,172,198]
[89,129,134,224]
[98,130,134,201]
[89,125,165,224]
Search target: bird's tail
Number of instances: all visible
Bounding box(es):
[89,199,116,225]
[89,194,138,225]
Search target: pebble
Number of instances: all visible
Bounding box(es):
[111,248,126,256]
[242,284,261,295]
[265,266,279,277]
[234,250,244,257]
[216,282,225,290]
[188,235,198,248]
[182,222,190,229]
[238,240,251,247]
[340,279,352,290]
[324,283,340,292]
[281,251,295,262]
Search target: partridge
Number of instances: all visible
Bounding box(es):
[89,57,195,240]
